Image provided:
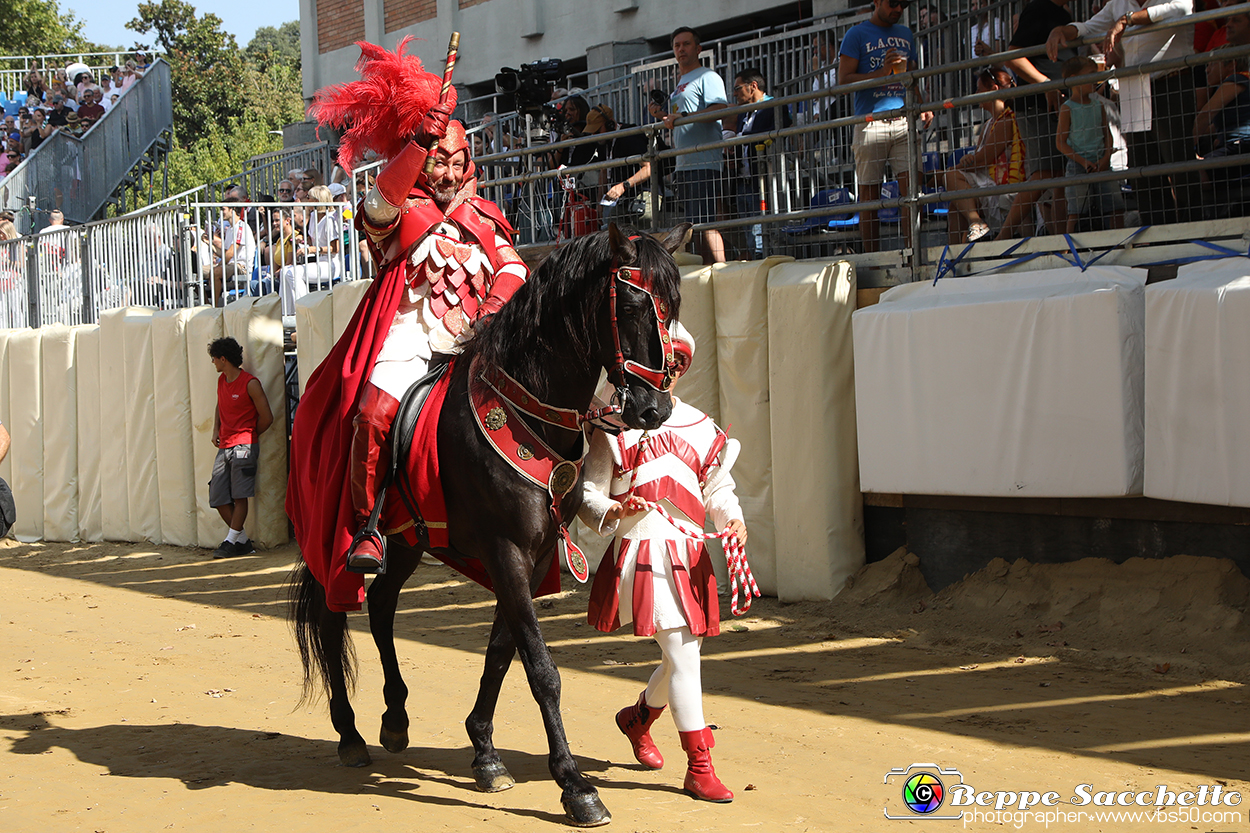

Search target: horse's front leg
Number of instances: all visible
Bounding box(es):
[466,607,518,792]
[366,541,420,754]
[489,546,611,827]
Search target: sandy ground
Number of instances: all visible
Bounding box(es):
[2,539,1249,833]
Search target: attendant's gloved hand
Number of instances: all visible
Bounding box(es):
[419,101,454,146]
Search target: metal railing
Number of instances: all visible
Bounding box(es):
[464,2,1249,276]
[185,200,354,312]
[0,51,146,100]
[206,142,336,204]
[9,2,1250,325]
[0,59,173,233]
[0,205,184,328]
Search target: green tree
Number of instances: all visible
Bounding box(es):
[0,0,91,55]
[126,0,246,140]
[245,21,301,70]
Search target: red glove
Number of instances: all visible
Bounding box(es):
[419,101,453,146]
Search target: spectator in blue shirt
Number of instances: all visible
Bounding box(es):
[839,0,932,252]
[649,26,729,263]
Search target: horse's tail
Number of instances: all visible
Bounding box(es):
[287,560,357,707]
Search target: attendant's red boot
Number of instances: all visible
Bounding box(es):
[678,728,733,802]
[615,692,665,769]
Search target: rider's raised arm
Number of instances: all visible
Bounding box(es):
[363,140,429,231]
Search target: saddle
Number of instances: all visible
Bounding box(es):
[358,355,570,595]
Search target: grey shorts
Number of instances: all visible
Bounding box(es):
[1064,161,1125,218]
[674,169,721,225]
[1017,107,1064,176]
[209,443,257,507]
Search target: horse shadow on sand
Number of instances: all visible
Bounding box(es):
[1,712,678,823]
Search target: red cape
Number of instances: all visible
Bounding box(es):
[285,178,515,612]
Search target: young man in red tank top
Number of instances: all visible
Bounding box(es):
[208,337,274,558]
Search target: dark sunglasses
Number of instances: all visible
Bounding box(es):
[277,187,293,193]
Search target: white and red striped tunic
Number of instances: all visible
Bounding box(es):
[580,398,744,637]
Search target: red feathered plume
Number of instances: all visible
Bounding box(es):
[308,36,454,171]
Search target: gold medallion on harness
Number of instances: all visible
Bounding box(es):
[550,461,578,496]
[571,548,587,574]
[484,406,507,431]
[545,408,561,423]
[517,444,535,461]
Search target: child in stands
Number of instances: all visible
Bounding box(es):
[1057,57,1124,233]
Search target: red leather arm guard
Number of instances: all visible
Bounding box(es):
[478,269,526,318]
[375,140,429,207]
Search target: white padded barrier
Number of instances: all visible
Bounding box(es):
[710,257,791,596]
[677,264,721,423]
[768,260,863,601]
[40,326,78,542]
[74,325,102,542]
[1145,260,1250,507]
[98,309,132,540]
[0,330,14,490]
[295,288,335,394]
[223,295,288,548]
[151,309,198,546]
[853,266,1147,497]
[185,307,225,547]
[7,328,42,541]
[122,308,161,542]
[332,278,372,343]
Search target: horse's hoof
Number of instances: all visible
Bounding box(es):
[472,761,516,792]
[562,792,611,827]
[338,742,371,768]
[380,724,409,754]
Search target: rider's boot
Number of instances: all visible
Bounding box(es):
[678,727,733,803]
[615,691,665,769]
[346,383,400,574]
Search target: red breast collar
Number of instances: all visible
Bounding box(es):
[481,364,585,432]
[470,358,586,494]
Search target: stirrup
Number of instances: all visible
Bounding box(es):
[346,527,387,575]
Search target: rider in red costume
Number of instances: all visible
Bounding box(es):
[286,39,529,611]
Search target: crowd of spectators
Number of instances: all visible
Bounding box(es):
[195,169,355,314]
[0,55,148,185]
[458,1,1250,261]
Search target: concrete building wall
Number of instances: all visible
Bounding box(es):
[301,0,836,101]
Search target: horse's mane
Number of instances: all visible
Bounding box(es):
[470,226,681,393]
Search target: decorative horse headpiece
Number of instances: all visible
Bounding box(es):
[608,238,679,393]
[308,37,465,173]
[670,321,695,375]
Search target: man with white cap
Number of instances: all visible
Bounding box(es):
[578,321,748,805]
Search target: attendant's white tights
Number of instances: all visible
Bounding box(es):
[643,626,705,732]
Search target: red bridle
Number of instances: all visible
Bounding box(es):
[607,259,677,394]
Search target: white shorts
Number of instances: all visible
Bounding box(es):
[852,118,910,185]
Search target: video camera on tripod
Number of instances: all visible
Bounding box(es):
[495,58,565,124]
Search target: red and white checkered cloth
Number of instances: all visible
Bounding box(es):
[636,498,760,616]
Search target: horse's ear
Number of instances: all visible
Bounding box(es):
[655,223,693,255]
[607,222,637,263]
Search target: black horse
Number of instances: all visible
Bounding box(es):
[289,223,690,826]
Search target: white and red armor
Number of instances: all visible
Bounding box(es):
[580,398,744,637]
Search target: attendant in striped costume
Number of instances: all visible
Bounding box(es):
[579,323,747,803]
[934,65,1026,243]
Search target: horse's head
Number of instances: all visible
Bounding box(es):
[602,222,691,431]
